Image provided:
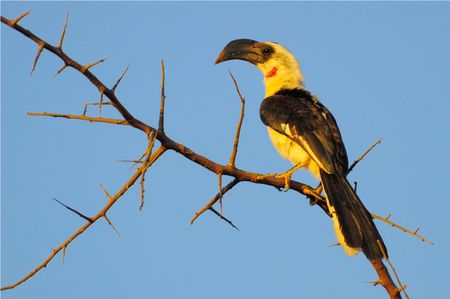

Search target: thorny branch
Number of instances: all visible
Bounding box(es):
[2,12,431,299]
[348,138,382,174]
[227,70,246,168]
[372,214,433,245]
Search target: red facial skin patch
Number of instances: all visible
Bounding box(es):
[266,67,278,78]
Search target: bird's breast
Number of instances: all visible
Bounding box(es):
[266,127,320,178]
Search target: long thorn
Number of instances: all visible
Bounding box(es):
[11,10,31,26]
[58,12,69,49]
[348,138,381,174]
[30,44,45,75]
[190,178,239,225]
[218,172,223,217]
[209,207,239,230]
[52,198,92,222]
[227,70,246,167]
[112,63,131,91]
[158,60,166,132]
[52,64,67,78]
[103,214,121,237]
[82,57,108,72]
[99,183,112,200]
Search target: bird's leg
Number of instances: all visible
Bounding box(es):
[309,182,324,205]
[276,162,307,191]
[256,162,306,191]
[314,182,323,194]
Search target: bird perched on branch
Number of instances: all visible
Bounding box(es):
[215,39,387,260]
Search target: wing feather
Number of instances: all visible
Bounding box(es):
[260,91,348,174]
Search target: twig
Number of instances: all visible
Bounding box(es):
[112,63,131,92]
[62,246,67,263]
[10,10,30,26]
[158,60,166,132]
[227,70,246,168]
[52,63,67,78]
[191,178,239,225]
[119,150,147,170]
[99,183,113,200]
[81,57,108,72]
[372,213,433,245]
[378,240,410,299]
[103,214,121,237]
[139,132,158,210]
[98,89,105,114]
[209,207,239,230]
[348,138,381,174]
[27,112,129,126]
[218,172,223,217]
[82,100,112,116]
[30,44,44,75]
[52,198,92,223]
[57,13,69,49]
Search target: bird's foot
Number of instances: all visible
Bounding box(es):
[256,172,293,191]
[314,182,323,194]
[276,162,306,191]
[309,183,324,205]
[257,163,305,191]
[274,168,300,191]
[275,172,293,191]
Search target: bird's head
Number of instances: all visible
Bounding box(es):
[215,39,304,97]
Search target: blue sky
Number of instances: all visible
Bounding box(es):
[2,2,449,298]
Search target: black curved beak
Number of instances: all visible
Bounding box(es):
[215,39,265,65]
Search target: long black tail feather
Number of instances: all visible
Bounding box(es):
[320,170,387,260]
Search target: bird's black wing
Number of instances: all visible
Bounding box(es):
[260,89,348,174]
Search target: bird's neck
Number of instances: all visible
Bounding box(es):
[258,61,304,97]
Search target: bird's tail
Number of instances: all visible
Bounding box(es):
[320,170,387,260]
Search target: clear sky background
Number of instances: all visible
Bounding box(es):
[2,2,449,299]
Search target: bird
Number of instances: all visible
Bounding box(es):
[215,39,387,260]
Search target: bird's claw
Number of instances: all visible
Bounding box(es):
[277,173,292,191]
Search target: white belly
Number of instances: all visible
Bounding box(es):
[267,127,321,178]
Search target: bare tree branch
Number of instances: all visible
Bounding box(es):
[2,13,429,299]
[377,241,410,299]
[27,112,130,126]
[372,213,433,245]
[227,70,246,168]
[112,63,131,92]
[191,178,239,225]
[348,138,381,174]
[0,151,161,291]
[139,131,158,210]
[370,258,403,299]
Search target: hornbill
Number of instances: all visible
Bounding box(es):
[215,39,387,260]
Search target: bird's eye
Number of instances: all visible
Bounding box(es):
[262,47,272,54]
